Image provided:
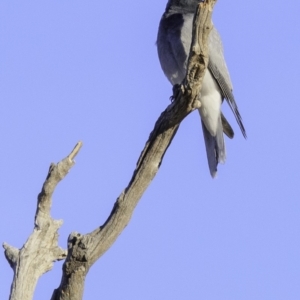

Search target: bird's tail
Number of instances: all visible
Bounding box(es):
[201,116,226,178]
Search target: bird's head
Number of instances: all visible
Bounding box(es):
[166,0,202,12]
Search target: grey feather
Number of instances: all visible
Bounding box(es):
[201,116,225,178]
[221,113,234,139]
[208,60,247,138]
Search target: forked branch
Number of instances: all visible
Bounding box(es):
[51,1,216,299]
[3,142,82,300]
[3,1,217,299]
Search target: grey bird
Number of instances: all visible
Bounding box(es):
[157,0,246,177]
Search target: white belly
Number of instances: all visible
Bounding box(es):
[199,69,222,136]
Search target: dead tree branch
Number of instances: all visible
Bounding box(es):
[51,1,216,299]
[3,142,82,300]
[3,1,216,299]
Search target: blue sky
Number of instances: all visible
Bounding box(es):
[1,1,300,299]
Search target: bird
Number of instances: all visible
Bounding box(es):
[157,0,246,177]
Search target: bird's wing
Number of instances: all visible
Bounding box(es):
[208,27,247,138]
[157,12,190,85]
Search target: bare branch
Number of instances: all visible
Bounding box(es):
[3,142,82,300]
[68,141,83,161]
[51,1,216,299]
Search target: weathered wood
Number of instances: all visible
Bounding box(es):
[51,1,216,299]
[3,142,82,300]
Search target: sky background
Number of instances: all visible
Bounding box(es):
[1,1,300,299]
